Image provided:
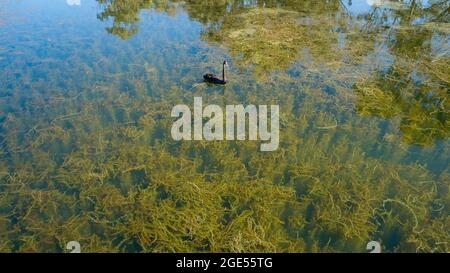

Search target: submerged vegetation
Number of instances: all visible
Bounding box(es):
[0,0,448,252]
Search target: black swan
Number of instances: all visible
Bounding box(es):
[203,61,228,85]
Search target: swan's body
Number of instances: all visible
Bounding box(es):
[204,61,228,85]
[203,73,226,85]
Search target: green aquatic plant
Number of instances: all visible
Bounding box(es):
[0,71,447,252]
[0,0,448,253]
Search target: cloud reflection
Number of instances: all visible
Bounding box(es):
[67,0,81,6]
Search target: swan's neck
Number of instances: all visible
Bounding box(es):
[222,63,227,82]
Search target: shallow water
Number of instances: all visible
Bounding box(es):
[0,0,449,252]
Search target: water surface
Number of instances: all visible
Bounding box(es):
[0,0,449,252]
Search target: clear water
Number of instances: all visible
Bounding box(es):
[0,0,448,252]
